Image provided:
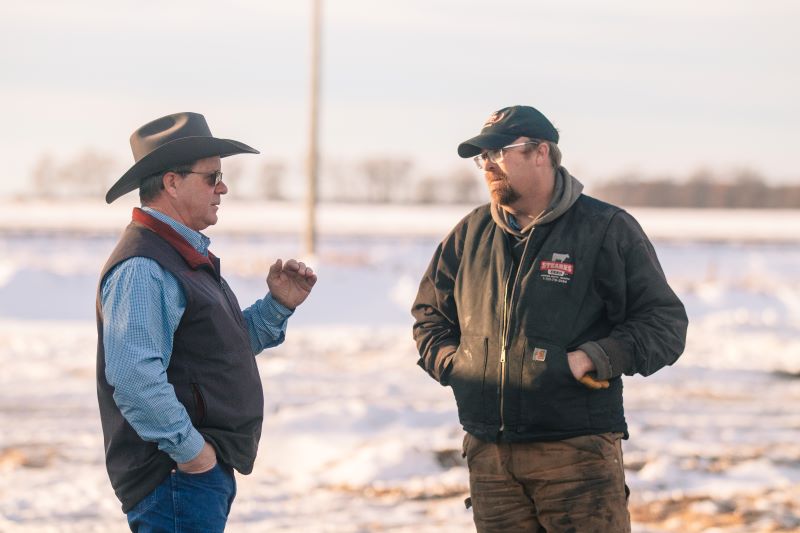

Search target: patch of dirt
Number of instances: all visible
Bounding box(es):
[630,490,800,532]
[0,444,59,470]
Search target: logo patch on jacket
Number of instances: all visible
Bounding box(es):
[538,252,574,284]
[533,347,547,362]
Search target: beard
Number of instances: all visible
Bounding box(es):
[486,170,521,206]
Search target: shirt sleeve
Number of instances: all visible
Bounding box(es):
[101,257,206,464]
[242,293,293,355]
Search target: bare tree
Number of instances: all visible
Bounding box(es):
[360,157,413,203]
[220,158,245,198]
[321,159,355,202]
[731,169,768,208]
[449,167,483,204]
[412,167,484,205]
[30,153,57,198]
[56,150,117,198]
[414,175,442,204]
[591,167,800,208]
[258,160,287,200]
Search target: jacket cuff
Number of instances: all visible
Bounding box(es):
[418,343,458,386]
[577,341,613,381]
[595,337,635,378]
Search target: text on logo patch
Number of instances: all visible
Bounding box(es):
[538,252,574,284]
[539,261,574,275]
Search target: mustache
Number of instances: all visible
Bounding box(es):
[485,170,508,182]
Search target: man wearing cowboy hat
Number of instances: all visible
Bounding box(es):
[96,112,317,531]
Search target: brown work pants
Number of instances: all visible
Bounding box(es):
[463,432,631,533]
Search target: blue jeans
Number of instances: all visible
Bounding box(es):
[126,464,237,533]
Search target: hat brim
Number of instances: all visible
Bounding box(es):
[106,136,259,203]
[457,132,520,158]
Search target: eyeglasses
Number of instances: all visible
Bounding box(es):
[176,169,224,187]
[473,141,540,169]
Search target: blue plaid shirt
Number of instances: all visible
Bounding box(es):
[101,207,292,464]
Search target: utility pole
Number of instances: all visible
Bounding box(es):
[305,0,322,256]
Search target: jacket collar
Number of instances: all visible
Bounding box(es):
[131,208,219,273]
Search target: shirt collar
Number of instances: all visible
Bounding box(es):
[507,214,522,231]
[142,207,211,257]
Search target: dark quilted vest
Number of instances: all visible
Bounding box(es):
[450,196,628,442]
[96,209,263,512]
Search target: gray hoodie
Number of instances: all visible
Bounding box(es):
[490,166,585,237]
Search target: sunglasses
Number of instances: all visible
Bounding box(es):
[175,169,224,187]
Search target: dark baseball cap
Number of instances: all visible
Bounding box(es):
[457,105,559,158]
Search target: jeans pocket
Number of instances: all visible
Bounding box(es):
[462,432,490,465]
[565,433,620,461]
[174,463,234,498]
[127,477,165,516]
[176,462,220,478]
[172,463,236,531]
[596,431,625,448]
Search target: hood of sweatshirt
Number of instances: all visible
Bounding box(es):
[491,166,584,237]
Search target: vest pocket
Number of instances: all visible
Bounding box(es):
[171,382,206,427]
[518,338,590,431]
[449,335,489,425]
[191,383,207,425]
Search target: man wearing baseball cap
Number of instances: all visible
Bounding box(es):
[412,105,687,531]
[96,112,317,531]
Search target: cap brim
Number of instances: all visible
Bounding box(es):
[457,132,519,158]
[106,137,259,203]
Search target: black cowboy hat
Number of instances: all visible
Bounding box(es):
[105,112,259,203]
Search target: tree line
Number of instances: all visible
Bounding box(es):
[591,169,800,209]
[23,150,485,204]
[22,151,799,208]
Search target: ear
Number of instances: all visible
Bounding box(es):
[162,171,181,199]
[537,142,550,165]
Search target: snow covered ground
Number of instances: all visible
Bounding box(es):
[1,210,799,532]
[1,200,799,242]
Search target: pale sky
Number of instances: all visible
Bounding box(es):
[1,0,798,198]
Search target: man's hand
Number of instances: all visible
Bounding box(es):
[177,441,217,474]
[267,259,317,310]
[567,349,610,390]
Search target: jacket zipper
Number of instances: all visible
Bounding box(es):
[219,278,245,328]
[499,272,512,432]
[205,262,242,323]
[499,230,535,433]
